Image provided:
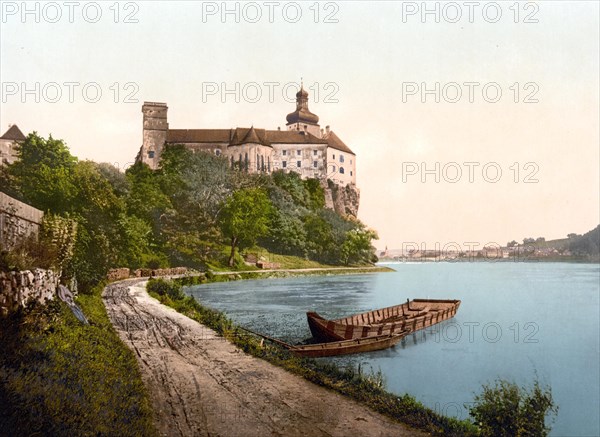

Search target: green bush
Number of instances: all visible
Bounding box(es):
[468,378,558,436]
[147,278,185,301]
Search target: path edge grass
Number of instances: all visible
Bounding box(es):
[0,282,156,436]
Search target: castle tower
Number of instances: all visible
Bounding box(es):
[140,102,168,169]
[286,84,321,137]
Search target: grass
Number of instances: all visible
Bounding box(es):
[0,284,155,437]
[205,245,375,271]
[147,278,478,437]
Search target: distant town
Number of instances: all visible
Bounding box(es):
[379,228,600,262]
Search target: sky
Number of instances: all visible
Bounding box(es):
[1,1,598,250]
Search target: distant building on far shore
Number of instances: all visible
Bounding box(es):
[0,124,26,166]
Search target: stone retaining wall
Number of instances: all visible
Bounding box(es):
[0,268,59,316]
[0,192,44,249]
[134,267,188,277]
[107,267,189,281]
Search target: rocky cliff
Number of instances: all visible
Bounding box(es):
[323,180,360,217]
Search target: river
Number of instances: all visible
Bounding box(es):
[186,262,600,436]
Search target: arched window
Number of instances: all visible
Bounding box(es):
[244,153,249,171]
[261,155,265,171]
[215,149,221,156]
[257,153,260,171]
[340,167,345,174]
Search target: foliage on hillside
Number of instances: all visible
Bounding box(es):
[0,133,378,291]
[567,225,599,257]
[515,225,599,259]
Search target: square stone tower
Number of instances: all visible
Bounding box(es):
[141,102,168,169]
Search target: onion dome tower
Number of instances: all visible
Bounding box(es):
[286,83,321,137]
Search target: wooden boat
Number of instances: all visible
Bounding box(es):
[239,327,410,358]
[288,331,409,358]
[307,298,461,343]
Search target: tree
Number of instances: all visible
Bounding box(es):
[125,162,171,223]
[220,188,272,267]
[507,240,518,247]
[340,228,379,265]
[523,238,535,244]
[2,132,77,213]
[468,378,558,437]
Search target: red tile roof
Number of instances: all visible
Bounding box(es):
[166,127,333,146]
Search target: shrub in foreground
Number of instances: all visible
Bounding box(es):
[468,378,558,436]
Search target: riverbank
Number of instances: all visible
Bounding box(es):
[103,279,429,437]
[208,265,394,281]
[146,277,478,436]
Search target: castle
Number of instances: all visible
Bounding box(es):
[136,86,357,188]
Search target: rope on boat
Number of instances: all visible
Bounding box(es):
[237,326,294,349]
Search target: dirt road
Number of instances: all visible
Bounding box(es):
[103,280,427,437]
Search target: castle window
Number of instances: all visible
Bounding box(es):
[297,161,301,168]
[148,151,155,159]
[257,153,260,171]
[215,149,221,156]
[313,150,318,156]
[332,154,335,159]
[245,153,249,171]
[297,150,301,156]
[283,150,287,156]
[350,171,353,176]
[268,157,271,172]
[340,167,345,174]
[282,161,287,168]
[339,155,344,163]
[261,155,265,171]
[313,161,318,168]
[350,159,353,164]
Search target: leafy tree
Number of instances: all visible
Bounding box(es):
[303,178,325,210]
[341,228,379,265]
[220,188,272,267]
[523,238,535,244]
[125,162,170,223]
[569,225,599,256]
[507,240,518,247]
[303,213,336,263]
[468,378,558,437]
[95,162,130,198]
[117,214,154,269]
[1,132,77,213]
[159,149,233,267]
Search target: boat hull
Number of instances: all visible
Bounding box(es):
[289,332,408,358]
[307,299,461,343]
